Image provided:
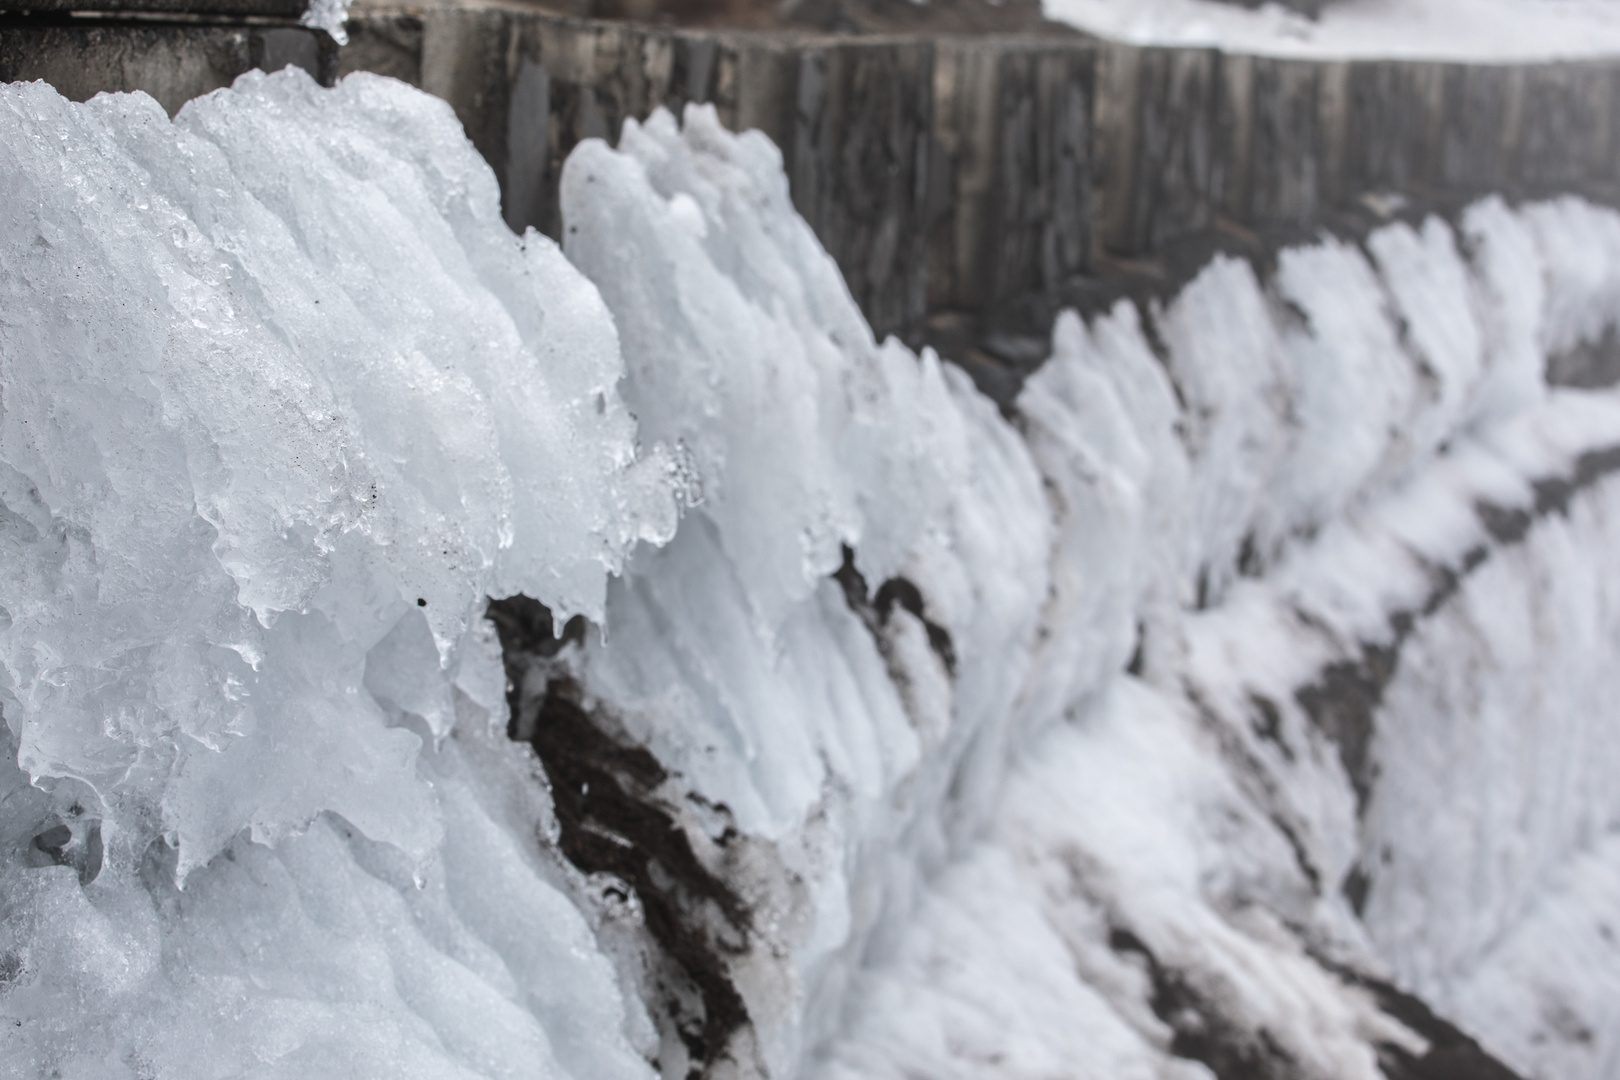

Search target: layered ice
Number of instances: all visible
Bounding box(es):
[5,67,1620,1080]
[551,107,1051,1077]
[1362,472,1620,1079]
[812,209,1620,1079]
[0,70,672,1079]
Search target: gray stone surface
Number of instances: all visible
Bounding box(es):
[1517,62,1614,193]
[0,22,332,115]
[784,39,934,337]
[1125,46,1220,251]
[1435,62,1513,195]
[1097,45,1620,257]
[9,3,1620,335]
[930,38,1093,320]
[5,0,304,15]
[1245,58,1321,227]
[339,11,1090,339]
[981,44,1092,305]
[1343,61,1439,198]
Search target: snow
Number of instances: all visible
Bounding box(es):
[1046,0,1620,62]
[5,66,1620,1080]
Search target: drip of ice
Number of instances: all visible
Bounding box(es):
[4,67,1620,1080]
[300,0,351,46]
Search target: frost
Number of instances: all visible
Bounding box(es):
[5,66,1620,1080]
[554,104,1051,1074]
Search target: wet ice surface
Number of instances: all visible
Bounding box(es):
[4,69,1620,1080]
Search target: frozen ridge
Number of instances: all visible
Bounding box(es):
[4,67,1620,1080]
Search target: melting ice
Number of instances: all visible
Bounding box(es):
[3,67,1620,1080]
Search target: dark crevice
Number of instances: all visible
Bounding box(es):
[921,311,1054,416]
[1547,325,1620,389]
[1246,692,1292,762]
[486,596,752,1079]
[1112,929,1526,1080]
[1268,813,1321,894]
[1187,686,1323,896]
[487,592,589,738]
[1125,620,1146,677]
[1236,531,1263,579]
[834,544,957,676]
[1107,928,1299,1080]
[1295,640,1401,811]
[1343,862,1373,916]
[1321,961,1527,1080]
[1534,444,1620,515]
[29,814,103,886]
[486,594,588,660]
[1475,502,1532,546]
[1420,545,1490,617]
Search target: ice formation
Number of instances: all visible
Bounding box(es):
[0,70,673,1079]
[300,0,353,47]
[5,67,1620,1080]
